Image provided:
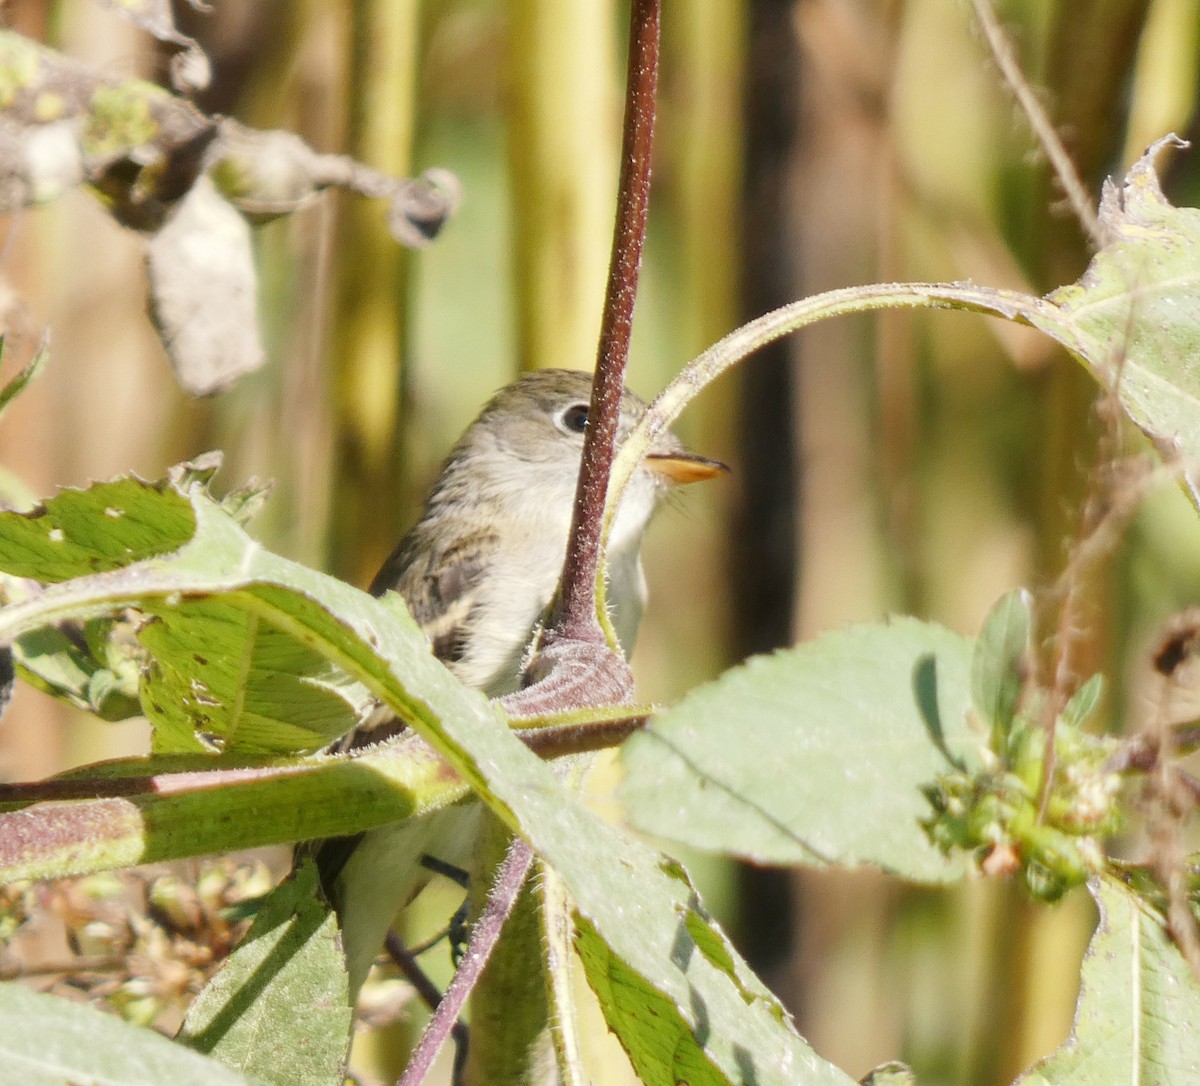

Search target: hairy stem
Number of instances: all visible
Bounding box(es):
[553,0,661,644]
[970,0,1104,247]
[396,837,534,1086]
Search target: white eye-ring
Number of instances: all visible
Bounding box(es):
[557,402,589,434]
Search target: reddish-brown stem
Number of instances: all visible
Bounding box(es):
[398,14,665,1075]
[553,0,661,644]
[0,759,304,802]
[516,712,648,758]
[396,837,534,1086]
[384,932,469,1075]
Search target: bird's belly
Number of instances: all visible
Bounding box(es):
[450,545,648,695]
[452,553,561,695]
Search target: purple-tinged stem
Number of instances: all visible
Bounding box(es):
[395,837,534,1086]
[553,0,661,645]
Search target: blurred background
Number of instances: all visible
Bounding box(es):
[3,1,1200,1084]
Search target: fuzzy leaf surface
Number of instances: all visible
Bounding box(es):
[12,618,142,720]
[1027,136,1200,505]
[179,861,352,1086]
[138,599,364,753]
[0,981,265,1086]
[0,479,418,753]
[0,477,196,582]
[1017,877,1200,1085]
[619,619,977,883]
[0,477,849,1083]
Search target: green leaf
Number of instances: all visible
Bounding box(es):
[138,600,363,754]
[0,475,421,753]
[0,477,848,1083]
[571,856,851,1086]
[0,337,46,421]
[12,618,142,720]
[1024,136,1200,507]
[0,477,197,582]
[618,619,977,883]
[971,588,1032,736]
[1061,673,1105,729]
[576,926,730,1086]
[0,981,266,1085]
[179,860,352,1086]
[1017,876,1200,1085]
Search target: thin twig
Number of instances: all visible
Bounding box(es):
[0,955,127,979]
[553,0,662,643]
[395,837,534,1086]
[970,0,1105,248]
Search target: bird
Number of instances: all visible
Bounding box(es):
[317,367,726,998]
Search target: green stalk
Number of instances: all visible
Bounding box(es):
[327,0,421,584]
[506,0,619,373]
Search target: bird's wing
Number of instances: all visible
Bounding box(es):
[374,527,502,663]
[332,528,502,756]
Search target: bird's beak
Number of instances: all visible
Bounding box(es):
[645,451,729,485]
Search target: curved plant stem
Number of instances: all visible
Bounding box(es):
[603,280,1057,551]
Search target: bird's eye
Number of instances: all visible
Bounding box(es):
[559,403,589,434]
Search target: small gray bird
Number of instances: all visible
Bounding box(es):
[321,368,725,997]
